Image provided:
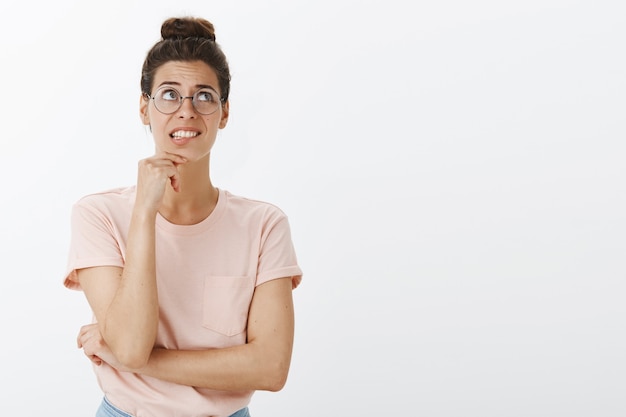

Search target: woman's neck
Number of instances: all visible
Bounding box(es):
[158,159,219,225]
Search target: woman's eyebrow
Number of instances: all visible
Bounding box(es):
[157,81,219,93]
[194,84,218,92]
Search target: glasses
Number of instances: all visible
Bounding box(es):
[147,86,224,115]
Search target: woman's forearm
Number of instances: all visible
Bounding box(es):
[136,343,291,392]
[103,208,159,368]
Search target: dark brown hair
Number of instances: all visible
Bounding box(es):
[140,17,231,101]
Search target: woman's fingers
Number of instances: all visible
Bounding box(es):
[168,154,186,192]
[77,323,106,366]
[136,153,188,208]
[88,355,103,366]
[291,275,302,289]
[170,174,181,193]
[162,152,188,165]
[77,323,98,348]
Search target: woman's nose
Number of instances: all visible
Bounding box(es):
[177,96,197,117]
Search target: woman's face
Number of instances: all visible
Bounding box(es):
[140,60,229,162]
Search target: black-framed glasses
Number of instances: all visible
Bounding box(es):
[147,86,224,115]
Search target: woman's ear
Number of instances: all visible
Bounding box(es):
[140,94,150,125]
[219,101,229,129]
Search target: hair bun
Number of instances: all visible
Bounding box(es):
[161,17,216,41]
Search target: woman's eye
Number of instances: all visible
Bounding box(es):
[196,91,216,102]
[160,89,179,101]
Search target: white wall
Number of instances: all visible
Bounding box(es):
[1,0,624,415]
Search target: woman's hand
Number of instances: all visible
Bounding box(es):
[77,323,134,372]
[135,152,187,212]
[291,275,302,289]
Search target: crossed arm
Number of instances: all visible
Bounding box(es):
[77,241,296,393]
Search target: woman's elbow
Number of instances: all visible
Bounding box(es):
[261,360,291,392]
[118,354,150,370]
[113,344,152,370]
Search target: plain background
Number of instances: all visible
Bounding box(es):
[1,0,625,415]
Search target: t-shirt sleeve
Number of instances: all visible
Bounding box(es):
[63,199,125,290]
[256,212,303,287]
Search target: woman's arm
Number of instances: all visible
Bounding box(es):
[77,153,186,369]
[79,276,296,391]
[77,208,159,368]
[139,276,295,391]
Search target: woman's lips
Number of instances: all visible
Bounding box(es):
[170,129,200,145]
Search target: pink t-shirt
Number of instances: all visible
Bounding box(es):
[64,186,302,417]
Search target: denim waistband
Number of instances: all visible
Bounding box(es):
[96,397,132,417]
[96,396,250,417]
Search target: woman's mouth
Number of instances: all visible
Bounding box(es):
[170,130,200,139]
[170,130,200,145]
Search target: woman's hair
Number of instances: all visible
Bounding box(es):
[140,17,231,101]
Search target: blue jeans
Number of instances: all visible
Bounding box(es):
[96,396,250,417]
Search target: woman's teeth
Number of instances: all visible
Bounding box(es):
[171,131,199,138]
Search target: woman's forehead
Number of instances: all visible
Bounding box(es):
[153,61,219,89]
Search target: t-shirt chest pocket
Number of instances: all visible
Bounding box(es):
[202,275,254,336]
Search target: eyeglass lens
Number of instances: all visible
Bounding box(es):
[152,87,220,115]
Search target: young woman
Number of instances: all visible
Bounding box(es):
[64,16,302,417]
